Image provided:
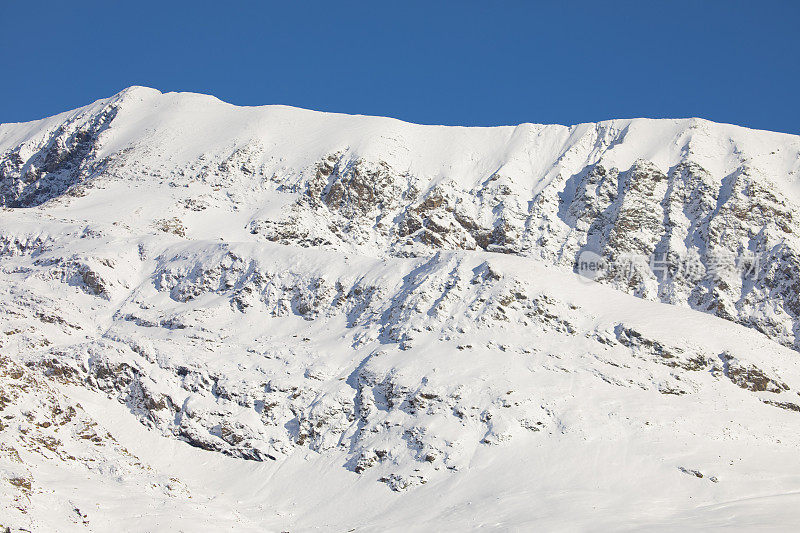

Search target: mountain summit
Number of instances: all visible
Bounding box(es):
[2,88,800,530]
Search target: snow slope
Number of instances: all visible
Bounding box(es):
[1,87,800,531]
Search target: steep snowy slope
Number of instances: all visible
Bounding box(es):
[3,86,800,350]
[2,88,800,530]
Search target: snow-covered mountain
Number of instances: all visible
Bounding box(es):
[2,87,800,530]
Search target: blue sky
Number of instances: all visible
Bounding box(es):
[1,1,798,133]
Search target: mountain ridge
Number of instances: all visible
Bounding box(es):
[2,88,800,530]
[6,85,800,152]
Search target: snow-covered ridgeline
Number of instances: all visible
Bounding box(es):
[3,88,800,529]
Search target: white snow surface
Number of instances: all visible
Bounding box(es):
[4,86,800,195]
[1,87,800,531]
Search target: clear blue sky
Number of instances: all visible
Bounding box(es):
[2,1,798,133]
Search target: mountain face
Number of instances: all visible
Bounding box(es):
[2,87,800,530]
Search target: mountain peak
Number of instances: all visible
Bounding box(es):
[2,87,800,530]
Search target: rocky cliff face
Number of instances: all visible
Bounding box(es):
[2,87,800,529]
[255,151,800,351]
